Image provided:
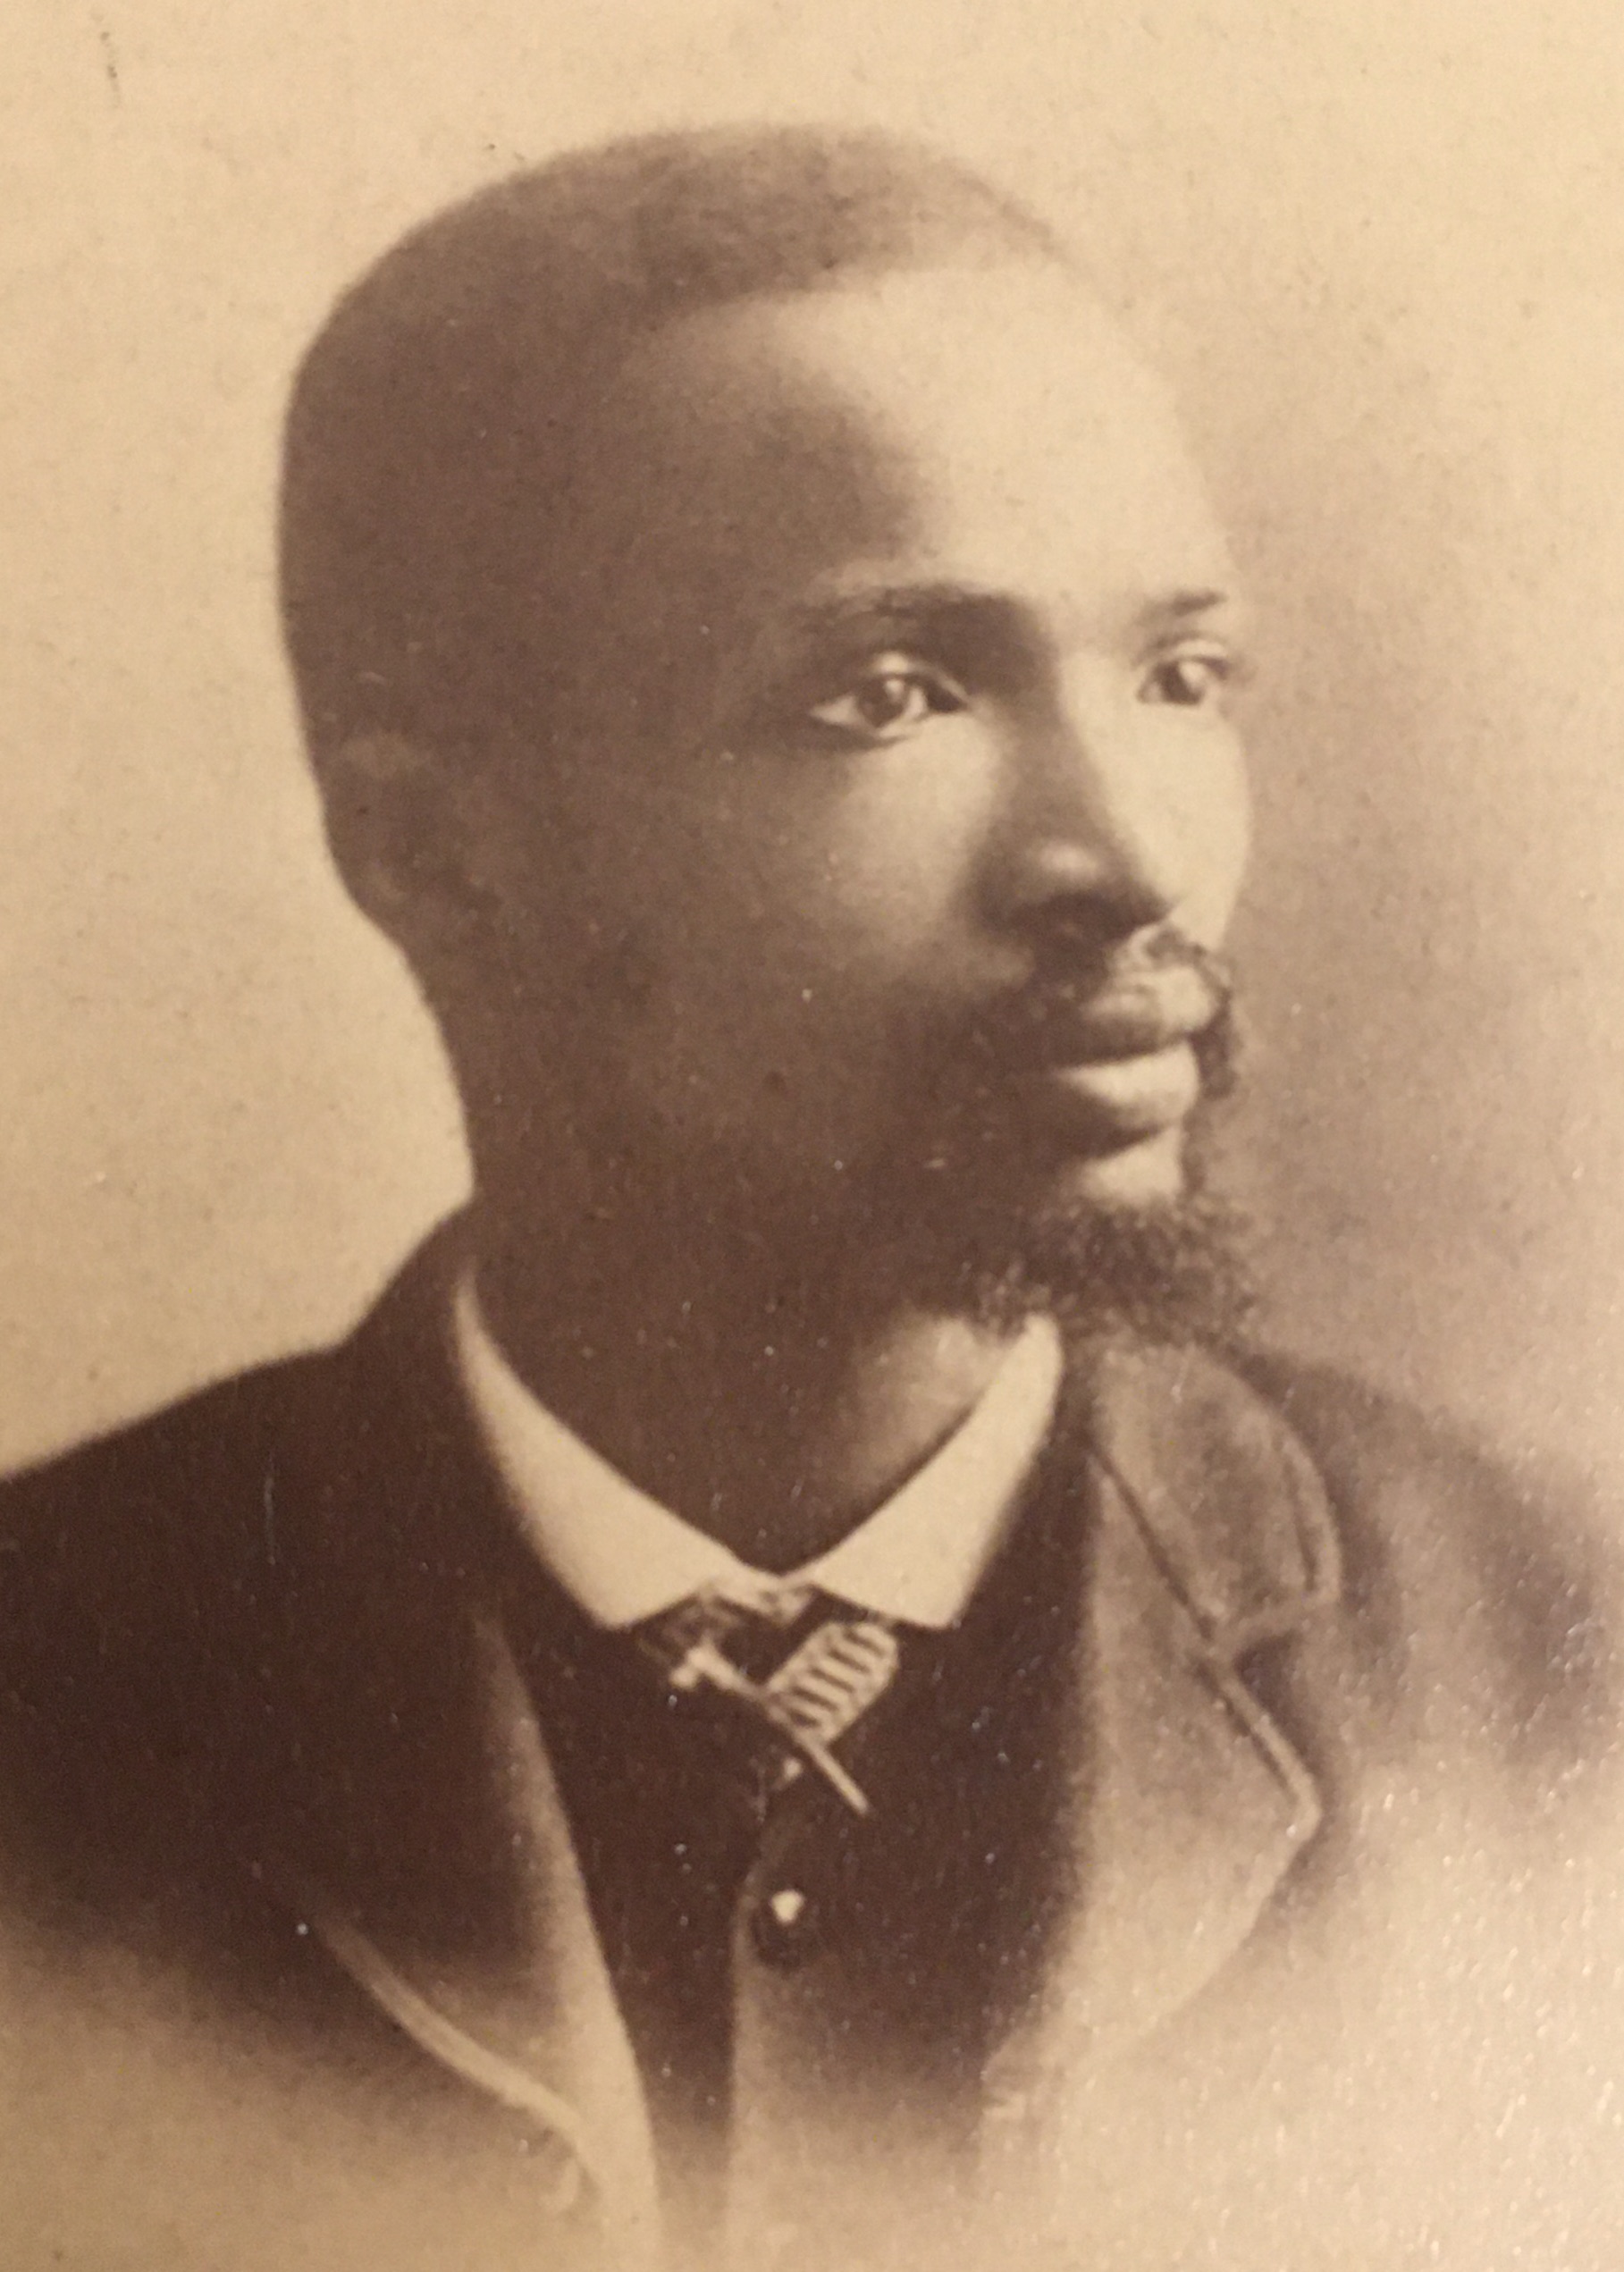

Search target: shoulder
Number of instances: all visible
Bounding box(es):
[0,1351,334,1654]
[0,1351,345,1905]
[1239,1350,1622,1784]
[0,1227,458,1648]
[0,1229,472,1908]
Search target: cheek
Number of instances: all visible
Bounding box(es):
[466,731,1001,1162]
[593,740,1001,1151]
[1218,751,1254,921]
[1174,735,1252,943]
[677,733,1002,1009]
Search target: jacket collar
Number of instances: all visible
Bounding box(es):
[986,1335,1341,2102]
[254,1239,1339,2200]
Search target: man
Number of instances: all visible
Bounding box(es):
[0,126,1620,2272]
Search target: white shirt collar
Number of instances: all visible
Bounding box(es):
[453,1278,1063,1631]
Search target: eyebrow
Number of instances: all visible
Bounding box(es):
[784,583,1006,643]
[783,579,1238,647]
[1147,586,1233,624]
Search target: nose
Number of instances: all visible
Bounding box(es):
[992,674,1196,955]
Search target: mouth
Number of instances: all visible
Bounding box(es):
[974,962,1225,1155]
[1006,1041,1203,1150]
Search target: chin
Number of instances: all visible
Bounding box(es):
[1047,1124,1191,1212]
[905,1107,1257,1351]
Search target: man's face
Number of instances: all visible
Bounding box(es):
[456,261,1251,1304]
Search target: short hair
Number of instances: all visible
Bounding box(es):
[279,126,1064,761]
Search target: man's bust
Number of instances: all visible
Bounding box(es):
[1,127,1620,2272]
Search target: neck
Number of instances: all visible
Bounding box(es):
[467,1189,1021,1569]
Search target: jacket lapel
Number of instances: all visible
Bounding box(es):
[240,1236,661,2260]
[988,1339,1342,2105]
[287,1607,661,2259]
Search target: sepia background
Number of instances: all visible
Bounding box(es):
[4,0,1622,1486]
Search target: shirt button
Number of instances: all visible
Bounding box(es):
[750,1883,818,1966]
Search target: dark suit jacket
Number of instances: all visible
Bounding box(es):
[0,1230,1620,2271]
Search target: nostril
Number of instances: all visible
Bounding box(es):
[998,820,1181,940]
[1012,893,1168,977]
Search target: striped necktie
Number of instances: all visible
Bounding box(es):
[632,1574,902,1817]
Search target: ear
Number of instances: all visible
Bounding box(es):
[319,729,493,945]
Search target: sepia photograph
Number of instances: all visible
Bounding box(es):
[4,4,1624,2266]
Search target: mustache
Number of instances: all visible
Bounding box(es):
[966,930,1239,1081]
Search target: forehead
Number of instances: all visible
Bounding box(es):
[547,265,1235,679]
[534,265,1235,722]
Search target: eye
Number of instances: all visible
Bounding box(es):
[1140,646,1238,709]
[806,653,970,742]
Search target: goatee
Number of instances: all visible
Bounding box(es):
[904,990,1258,1355]
[951,1167,1257,1356]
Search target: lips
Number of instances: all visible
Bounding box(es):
[987,961,1222,1075]
[966,955,1227,1156]
[1010,1044,1203,1149]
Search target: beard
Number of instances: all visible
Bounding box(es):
[930,1132,1254,1355]
[855,979,1258,1357]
